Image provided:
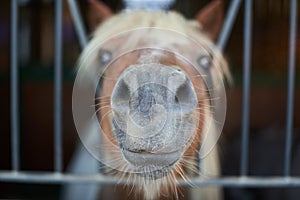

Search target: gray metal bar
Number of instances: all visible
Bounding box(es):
[10,0,20,172]
[240,0,252,176]
[1,172,300,187]
[67,0,88,48]
[54,0,63,172]
[217,0,242,51]
[284,0,297,177]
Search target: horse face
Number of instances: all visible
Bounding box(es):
[75,0,228,199]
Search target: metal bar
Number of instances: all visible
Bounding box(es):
[240,0,252,176]
[10,0,20,172]
[284,0,297,177]
[54,0,63,173]
[1,172,300,187]
[217,0,243,51]
[67,0,88,48]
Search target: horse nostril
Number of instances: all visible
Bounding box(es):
[167,69,197,111]
[111,79,130,108]
[172,78,198,113]
[111,66,141,111]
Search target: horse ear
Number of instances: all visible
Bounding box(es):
[195,0,224,41]
[88,0,113,30]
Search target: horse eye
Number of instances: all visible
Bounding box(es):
[197,55,212,69]
[99,49,112,65]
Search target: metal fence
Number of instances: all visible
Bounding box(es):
[1,0,299,191]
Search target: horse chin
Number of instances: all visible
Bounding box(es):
[121,148,181,179]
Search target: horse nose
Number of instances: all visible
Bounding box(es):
[111,64,198,151]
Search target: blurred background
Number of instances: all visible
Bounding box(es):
[0,0,300,199]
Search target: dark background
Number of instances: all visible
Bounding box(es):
[0,0,300,199]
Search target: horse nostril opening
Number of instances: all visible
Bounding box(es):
[174,80,197,112]
[111,79,130,107]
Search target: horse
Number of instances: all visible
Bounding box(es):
[72,0,230,199]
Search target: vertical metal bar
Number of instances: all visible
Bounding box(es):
[217,0,243,51]
[284,0,297,177]
[10,0,20,172]
[240,0,252,176]
[67,0,88,48]
[54,0,63,172]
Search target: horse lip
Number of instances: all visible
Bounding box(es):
[122,148,181,167]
